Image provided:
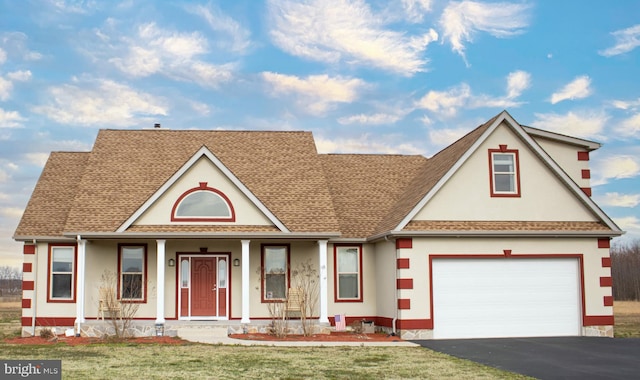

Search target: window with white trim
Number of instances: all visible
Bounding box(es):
[119,245,146,301]
[171,182,235,222]
[335,245,362,301]
[489,148,521,197]
[49,245,75,301]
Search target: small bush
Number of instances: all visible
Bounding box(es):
[39,327,55,339]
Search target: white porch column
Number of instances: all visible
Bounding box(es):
[155,240,166,324]
[318,240,329,324]
[241,240,251,324]
[75,237,86,333]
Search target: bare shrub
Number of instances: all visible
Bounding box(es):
[290,260,319,336]
[611,240,640,301]
[100,271,141,339]
[39,327,55,339]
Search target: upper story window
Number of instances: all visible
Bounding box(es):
[171,182,235,222]
[48,244,76,302]
[489,145,521,197]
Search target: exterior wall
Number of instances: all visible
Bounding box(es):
[395,236,613,339]
[415,123,597,221]
[375,240,397,324]
[532,137,592,190]
[135,157,273,226]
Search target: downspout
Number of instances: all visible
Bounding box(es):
[385,235,398,336]
[31,239,37,336]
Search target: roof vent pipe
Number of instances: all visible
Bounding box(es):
[154,123,161,128]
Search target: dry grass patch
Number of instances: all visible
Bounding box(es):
[614,301,640,338]
[0,301,21,339]
[0,343,529,379]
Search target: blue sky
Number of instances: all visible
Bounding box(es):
[1,0,639,266]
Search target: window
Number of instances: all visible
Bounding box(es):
[489,147,521,197]
[171,182,235,222]
[262,245,289,301]
[118,244,147,302]
[334,245,362,302]
[48,245,76,302]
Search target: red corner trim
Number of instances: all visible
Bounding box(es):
[583,315,614,326]
[397,258,410,269]
[600,277,613,287]
[397,278,413,289]
[581,169,591,179]
[396,319,433,329]
[23,280,34,290]
[396,238,413,249]
[577,151,590,161]
[603,296,614,307]
[22,298,31,308]
[598,238,611,249]
[23,263,33,273]
[601,257,612,268]
[398,299,411,309]
[24,245,36,255]
[581,187,592,196]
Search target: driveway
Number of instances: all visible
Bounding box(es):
[413,337,640,379]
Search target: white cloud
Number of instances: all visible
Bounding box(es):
[0,47,6,65]
[416,83,471,117]
[428,127,470,147]
[32,78,168,127]
[0,77,12,100]
[617,113,640,137]
[262,72,366,115]
[337,112,402,125]
[550,75,592,104]
[597,192,640,208]
[189,3,252,53]
[315,134,423,154]
[0,207,23,219]
[440,1,531,62]
[531,111,608,139]
[613,216,640,239]
[611,98,640,110]
[599,24,640,57]
[506,70,531,99]
[6,70,32,81]
[0,108,25,128]
[50,0,95,14]
[268,0,438,75]
[25,153,50,167]
[401,0,433,22]
[592,155,640,186]
[107,23,234,88]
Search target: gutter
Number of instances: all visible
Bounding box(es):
[368,229,625,242]
[61,231,342,240]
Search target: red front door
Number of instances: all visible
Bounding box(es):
[191,257,217,316]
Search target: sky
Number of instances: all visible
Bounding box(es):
[0,0,639,267]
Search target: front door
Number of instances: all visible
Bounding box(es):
[179,255,229,319]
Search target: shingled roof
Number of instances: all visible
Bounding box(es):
[14,112,621,240]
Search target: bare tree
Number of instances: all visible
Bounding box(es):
[611,240,640,301]
[0,266,22,296]
[99,270,141,339]
[290,260,319,336]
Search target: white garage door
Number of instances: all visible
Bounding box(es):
[432,258,581,339]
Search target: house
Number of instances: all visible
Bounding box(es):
[14,111,623,339]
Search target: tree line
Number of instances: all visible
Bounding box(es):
[611,240,640,301]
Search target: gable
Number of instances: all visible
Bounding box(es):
[413,121,598,222]
[132,156,274,227]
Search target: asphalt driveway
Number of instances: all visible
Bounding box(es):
[413,337,640,379]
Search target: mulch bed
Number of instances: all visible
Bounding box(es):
[5,332,403,345]
[229,332,403,342]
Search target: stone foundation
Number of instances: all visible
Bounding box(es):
[398,329,433,340]
[583,325,614,337]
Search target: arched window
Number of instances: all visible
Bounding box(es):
[171,182,235,222]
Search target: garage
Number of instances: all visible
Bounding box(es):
[432,258,581,339]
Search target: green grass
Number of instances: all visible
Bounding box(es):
[0,343,529,379]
